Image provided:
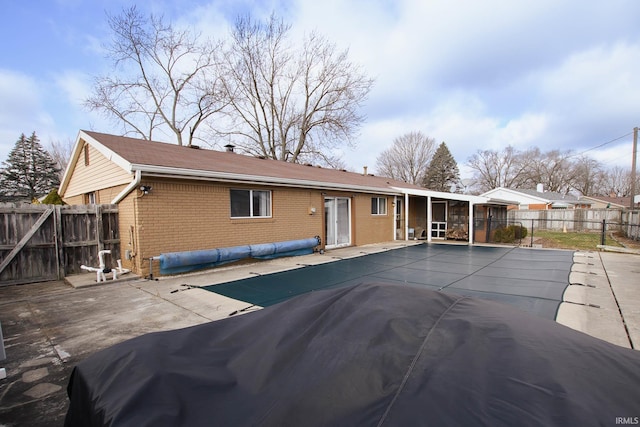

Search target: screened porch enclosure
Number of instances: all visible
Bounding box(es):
[404,197,471,242]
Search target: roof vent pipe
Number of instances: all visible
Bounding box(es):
[536,183,544,193]
[224,144,235,153]
[363,166,368,176]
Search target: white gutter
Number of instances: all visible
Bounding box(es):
[135,164,402,195]
[111,170,141,204]
[392,186,489,204]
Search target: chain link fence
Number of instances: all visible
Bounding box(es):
[485,209,640,249]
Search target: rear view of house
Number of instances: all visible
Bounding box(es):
[59,131,512,277]
[60,131,424,277]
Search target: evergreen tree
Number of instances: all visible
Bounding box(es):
[41,189,66,205]
[423,142,461,192]
[0,132,61,202]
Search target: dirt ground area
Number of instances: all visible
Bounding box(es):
[613,233,640,249]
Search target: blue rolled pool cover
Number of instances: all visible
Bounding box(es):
[158,237,320,275]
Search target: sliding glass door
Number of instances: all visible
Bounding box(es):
[325,197,351,248]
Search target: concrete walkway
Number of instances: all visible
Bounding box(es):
[0,242,638,425]
[557,251,639,349]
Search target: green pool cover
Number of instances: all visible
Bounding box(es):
[204,243,574,319]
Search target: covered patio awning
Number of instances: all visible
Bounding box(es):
[392,187,489,244]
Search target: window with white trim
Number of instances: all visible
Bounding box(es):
[371,197,387,215]
[85,192,96,204]
[230,189,272,218]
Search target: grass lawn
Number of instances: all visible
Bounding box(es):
[530,230,624,251]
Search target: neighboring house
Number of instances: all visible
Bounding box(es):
[580,195,635,209]
[60,131,505,277]
[481,185,591,210]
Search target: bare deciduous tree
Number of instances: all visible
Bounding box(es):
[466,146,529,192]
[602,166,637,197]
[47,138,75,180]
[374,132,436,184]
[219,14,374,166]
[569,155,606,196]
[524,148,576,194]
[86,6,226,146]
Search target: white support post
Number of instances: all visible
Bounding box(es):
[468,202,474,244]
[427,196,433,243]
[393,196,398,241]
[404,193,410,241]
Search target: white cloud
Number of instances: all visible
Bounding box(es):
[3,0,639,177]
[0,70,55,160]
[539,42,640,118]
[55,70,92,107]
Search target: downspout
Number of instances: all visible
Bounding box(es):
[109,170,142,275]
[111,170,141,204]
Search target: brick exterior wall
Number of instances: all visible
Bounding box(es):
[66,176,398,277]
[132,179,330,277]
[528,203,549,210]
[352,194,395,245]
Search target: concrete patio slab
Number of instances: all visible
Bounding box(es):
[1,241,638,426]
[557,251,639,349]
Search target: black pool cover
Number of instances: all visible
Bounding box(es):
[205,244,575,319]
[65,283,640,426]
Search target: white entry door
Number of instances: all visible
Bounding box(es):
[325,197,351,248]
[431,201,447,239]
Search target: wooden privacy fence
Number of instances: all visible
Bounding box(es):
[508,208,624,232]
[0,203,119,286]
[624,210,640,240]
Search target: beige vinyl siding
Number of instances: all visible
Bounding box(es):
[62,194,85,205]
[64,142,132,198]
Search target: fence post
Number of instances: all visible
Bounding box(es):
[530,219,534,247]
[54,205,65,280]
[601,219,606,246]
[95,204,104,253]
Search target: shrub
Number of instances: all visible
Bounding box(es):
[494,225,527,243]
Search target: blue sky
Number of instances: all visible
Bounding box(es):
[1,0,639,177]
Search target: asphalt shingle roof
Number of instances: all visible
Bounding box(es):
[83,130,420,193]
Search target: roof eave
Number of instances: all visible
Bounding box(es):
[133,164,402,195]
[392,187,489,203]
[58,131,84,195]
[59,130,134,196]
[484,188,550,203]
